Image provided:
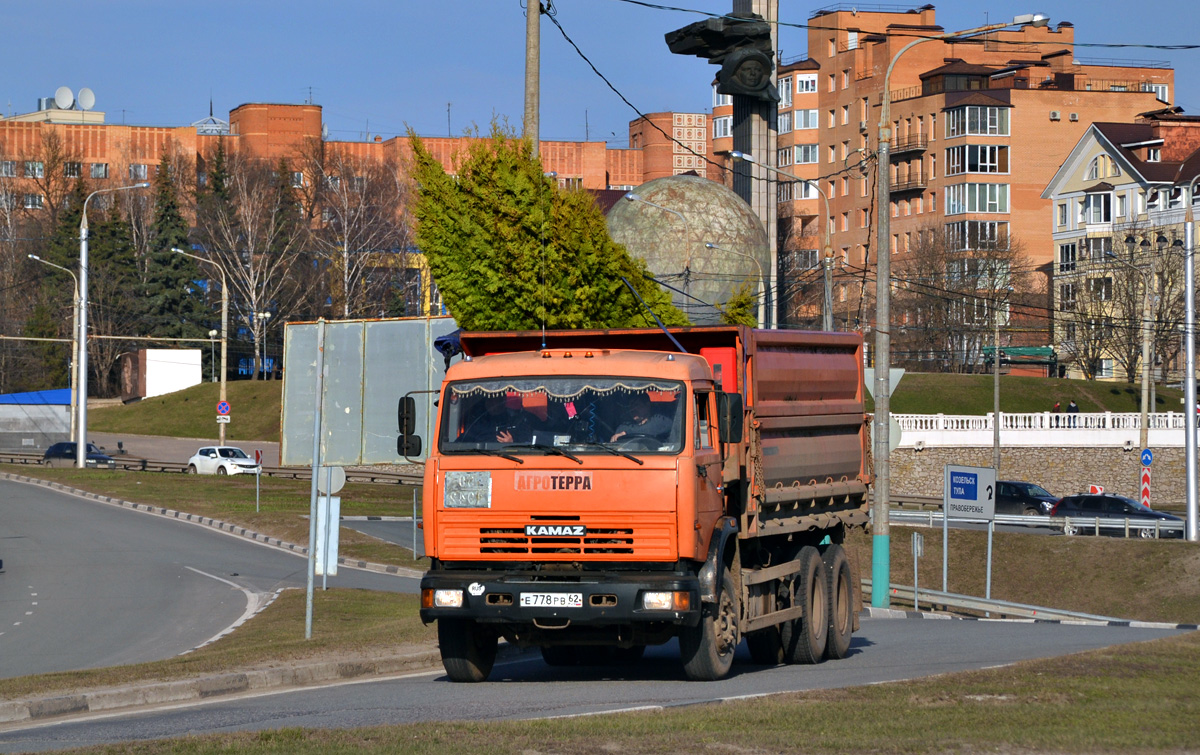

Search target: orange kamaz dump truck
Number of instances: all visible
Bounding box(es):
[403,326,869,682]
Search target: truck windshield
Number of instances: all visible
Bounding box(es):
[439,377,685,456]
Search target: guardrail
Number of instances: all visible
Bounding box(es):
[886,507,1184,538]
[0,452,421,486]
[861,578,1128,622]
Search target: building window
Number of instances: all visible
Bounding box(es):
[1085,236,1112,260]
[841,105,850,125]
[797,180,818,200]
[712,84,732,108]
[90,163,109,179]
[828,74,836,92]
[796,110,819,129]
[24,161,44,179]
[1115,193,1127,217]
[946,221,1010,251]
[1060,283,1077,311]
[777,111,792,134]
[777,148,793,167]
[1086,157,1099,181]
[828,145,837,164]
[795,144,818,164]
[1057,203,1068,227]
[23,193,43,209]
[1146,83,1169,102]
[945,145,1009,175]
[1089,277,1113,301]
[1147,147,1161,162]
[777,181,793,202]
[1058,243,1077,273]
[945,183,1009,215]
[1083,194,1111,224]
[945,106,1010,137]
[797,74,817,93]
[64,162,81,178]
[0,161,14,178]
[842,69,850,89]
[777,77,793,108]
[129,164,148,180]
[0,192,15,210]
[289,171,304,187]
[791,249,819,269]
[713,116,731,139]
[1097,359,1114,378]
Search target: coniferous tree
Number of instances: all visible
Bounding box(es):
[140,152,209,339]
[88,205,143,395]
[410,125,686,330]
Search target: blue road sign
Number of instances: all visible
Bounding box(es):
[1141,448,1153,467]
[217,401,231,416]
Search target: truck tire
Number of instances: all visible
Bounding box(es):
[680,568,739,681]
[821,544,853,660]
[438,618,497,682]
[781,546,827,665]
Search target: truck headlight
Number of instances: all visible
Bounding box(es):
[424,588,464,608]
[642,591,691,611]
[444,471,492,509]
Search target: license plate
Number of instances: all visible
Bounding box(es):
[520,592,583,608]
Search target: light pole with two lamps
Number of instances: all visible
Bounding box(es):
[703,241,766,328]
[256,311,273,379]
[1106,245,1157,450]
[623,192,696,316]
[872,12,1049,605]
[77,182,150,468]
[28,254,79,440]
[172,247,228,445]
[728,151,834,330]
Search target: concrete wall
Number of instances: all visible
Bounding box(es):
[890,445,1183,508]
[0,404,69,451]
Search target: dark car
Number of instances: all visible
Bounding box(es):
[996,480,1057,516]
[42,441,115,469]
[1050,492,1182,539]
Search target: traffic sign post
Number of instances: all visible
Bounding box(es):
[943,464,998,606]
[255,449,263,512]
[1141,448,1153,509]
[217,400,231,433]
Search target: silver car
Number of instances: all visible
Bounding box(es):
[186,446,261,476]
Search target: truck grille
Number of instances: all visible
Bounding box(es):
[480,526,635,555]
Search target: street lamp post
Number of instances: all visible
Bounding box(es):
[172,248,228,444]
[77,182,150,468]
[872,12,1048,605]
[704,241,765,327]
[208,329,218,382]
[28,254,79,441]
[728,152,834,329]
[256,311,273,379]
[623,192,695,315]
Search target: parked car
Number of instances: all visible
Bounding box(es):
[1050,492,1183,538]
[42,442,115,469]
[996,480,1057,516]
[186,446,261,476]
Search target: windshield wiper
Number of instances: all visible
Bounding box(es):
[574,441,644,465]
[505,444,583,465]
[470,447,525,464]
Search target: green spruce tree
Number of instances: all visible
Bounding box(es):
[410,125,686,330]
[141,153,209,338]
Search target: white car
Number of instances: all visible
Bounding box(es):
[187,446,262,476]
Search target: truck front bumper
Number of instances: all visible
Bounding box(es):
[419,570,700,627]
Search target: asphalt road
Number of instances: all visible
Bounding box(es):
[342,519,424,557]
[0,479,418,680]
[0,617,1185,752]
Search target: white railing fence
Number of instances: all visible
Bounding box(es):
[892,411,1192,448]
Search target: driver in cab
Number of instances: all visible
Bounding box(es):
[610,394,672,443]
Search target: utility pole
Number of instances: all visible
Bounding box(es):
[524,0,542,158]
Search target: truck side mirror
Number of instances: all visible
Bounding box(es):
[398,396,422,457]
[717,392,743,444]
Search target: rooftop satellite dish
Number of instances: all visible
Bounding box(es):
[77,88,95,111]
[54,86,74,110]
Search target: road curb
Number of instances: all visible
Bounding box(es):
[0,472,424,579]
[0,648,444,725]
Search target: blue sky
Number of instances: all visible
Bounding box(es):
[2,1,1196,148]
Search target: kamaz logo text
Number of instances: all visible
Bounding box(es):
[525,524,586,537]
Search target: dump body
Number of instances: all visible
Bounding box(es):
[414,326,869,681]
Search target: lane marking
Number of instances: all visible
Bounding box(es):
[181,566,277,654]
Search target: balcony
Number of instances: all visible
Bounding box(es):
[890,176,926,193]
[890,134,928,156]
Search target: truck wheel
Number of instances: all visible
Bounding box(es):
[821,544,853,660]
[680,568,739,681]
[746,627,784,665]
[781,546,827,665]
[540,645,583,666]
[438,618,497,682]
